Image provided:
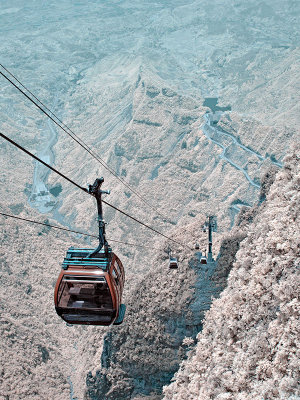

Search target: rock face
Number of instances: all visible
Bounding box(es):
[85,240,223,400]
[0,213,77,400]
[82,159,285,400]
[163,146,300,400]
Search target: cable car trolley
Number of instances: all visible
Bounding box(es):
[54,178,126,326]
[168,247,178,269]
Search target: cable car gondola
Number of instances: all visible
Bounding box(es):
[169,256,178,269]
[54,178,126,326]
[200,254,208,265]
[168,247,178,269]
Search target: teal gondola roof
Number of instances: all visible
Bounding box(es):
[62,247,111,271]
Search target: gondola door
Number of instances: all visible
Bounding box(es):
[110,261,121,309]
[110,255,126,325]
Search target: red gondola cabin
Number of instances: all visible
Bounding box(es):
[54,247,125,326]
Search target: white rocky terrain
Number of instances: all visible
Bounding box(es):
[163,145,300,400]
[0,0,299,399]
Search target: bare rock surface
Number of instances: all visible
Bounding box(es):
[85,221,223,399]
[82,149,290,400]
[163,146,300,400]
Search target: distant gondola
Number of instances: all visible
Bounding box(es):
[54,178,126,326]
[169,256,178,269]
[200,255,208,264]
[168,247,178,269]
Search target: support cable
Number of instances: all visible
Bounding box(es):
[0,131,192,250]
[0,132,88,194]
[0,64,172,223]
[0,212,149,249]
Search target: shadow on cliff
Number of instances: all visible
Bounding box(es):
[84,166,280,400]
[85,251,223,399]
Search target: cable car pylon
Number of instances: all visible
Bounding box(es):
[207,215,217,262]
[203,215,217,262]
[87,178,111,258]
[198,216,217,265]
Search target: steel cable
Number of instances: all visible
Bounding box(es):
[0,211,149,249]
[0,64,172,223]
[0,131,192,250]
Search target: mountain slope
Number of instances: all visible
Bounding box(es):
[163,145,300,400]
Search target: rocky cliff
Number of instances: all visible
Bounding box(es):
[163,145,300,400]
